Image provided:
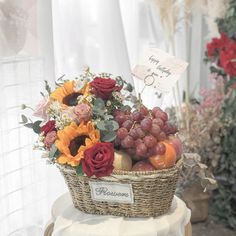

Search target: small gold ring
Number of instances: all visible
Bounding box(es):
[144,75,155,86]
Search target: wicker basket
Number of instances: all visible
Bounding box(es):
[58,157,183,217]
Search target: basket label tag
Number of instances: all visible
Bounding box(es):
[89,181,134,204]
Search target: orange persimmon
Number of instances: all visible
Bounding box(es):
[148,141,177,170]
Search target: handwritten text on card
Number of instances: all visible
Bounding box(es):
[132,48,188,93]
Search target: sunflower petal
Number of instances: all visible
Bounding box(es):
[50,81,75,104]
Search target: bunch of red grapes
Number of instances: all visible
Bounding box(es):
[114,106,178,160]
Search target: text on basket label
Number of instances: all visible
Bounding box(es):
[89,181,134,204]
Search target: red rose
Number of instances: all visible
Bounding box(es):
[82,142,114,178]
[220,42,236,76]
[90,77,122,100]
[40,120,56,135]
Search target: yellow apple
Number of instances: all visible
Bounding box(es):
[113,150,132,171]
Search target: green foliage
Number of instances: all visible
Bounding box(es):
[93,98,106,117]
[32,120,42,134]
[20,114,28,124]
[48,144,60,160]
[216,0,236,38]
[224,77,236,94]
[125,83,134,92]
[76,165,84,176]
[100,131,117,142]
[96,120,119,131]
[203,1,236,229]
[210,86,236,230]
[44,80,52,95]
[20,114,42,134]
[92,98,119,142]
[115,76,134,92]
[97,120,119,142]
[209,66,226,77]
[212,121,236,229]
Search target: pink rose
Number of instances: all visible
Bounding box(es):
[44,131,57,149]
[33,98,50,120]
[74,104,92,122]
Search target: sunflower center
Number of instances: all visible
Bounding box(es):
[63,92,82,106]
[69,135,88,156]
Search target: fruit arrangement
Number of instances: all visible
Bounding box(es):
[113,106,182,172]
[21,69,182,178]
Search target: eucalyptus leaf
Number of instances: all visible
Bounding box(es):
[93,108,105,116]
[101,130,117,142]
[33,120,42,134]
[21,114,28,124]
[109,120,119,130]
[115,76,124,87]
[97,120,119,132]
[76,165,84,176]
[94,98,105,109]
[104,114,114,120]
[96,121,106,130]
[125,83,134,92]
[44,80,52,95]
[48,144,58,159]
[24,123,34,129]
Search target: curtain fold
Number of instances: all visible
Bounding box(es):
[0,1,66,235]
[52,0,132,83]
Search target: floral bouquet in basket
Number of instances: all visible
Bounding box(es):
[21,69,182,178]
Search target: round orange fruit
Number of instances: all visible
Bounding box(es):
[148,155,165,169]
[148,141,177,169]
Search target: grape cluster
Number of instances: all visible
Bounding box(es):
[114,106,177,160]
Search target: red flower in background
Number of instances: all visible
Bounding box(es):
[90,77,122,100]
[40,120,56,135]
[81,142,114,178]
[220,42,236,76]
[207,33,231,57]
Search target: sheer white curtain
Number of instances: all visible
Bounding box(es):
[0,0,209,235]
[119,0,209,108]
[52,0,132,83]
[0,1,66,235]
[52,0,209,108]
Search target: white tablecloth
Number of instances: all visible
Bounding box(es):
[51,193,190,236]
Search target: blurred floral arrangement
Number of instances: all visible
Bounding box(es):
[21,68,184,179]
[180,76,225,171]
[204,0,236,229]
[168,78,221,194]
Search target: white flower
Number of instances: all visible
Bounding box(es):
[48,101,62,117]
[41,151,50,159]
[74,78,89,91]
[106,100,112,106]
[55,112,73,130]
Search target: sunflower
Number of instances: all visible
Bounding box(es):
[55,121,100,166]
[50,81,90,107]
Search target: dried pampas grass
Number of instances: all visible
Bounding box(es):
[153,0,180,42]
